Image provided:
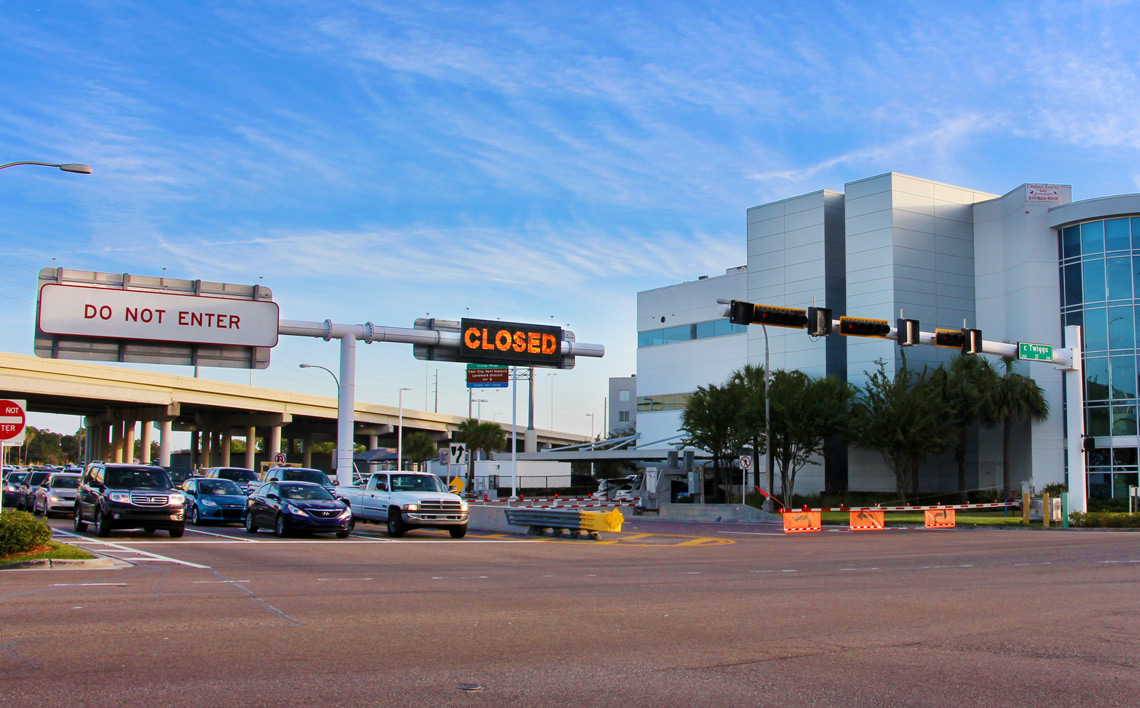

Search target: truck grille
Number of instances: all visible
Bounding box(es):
[131,494,169,506]
[418,499,463,513]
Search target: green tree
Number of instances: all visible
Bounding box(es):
[456,419,506,487]
[727,364,768,486]
[680,382,746,502]
[932,355,998,503]
[850,360,955,502]
[767,371,853,505]
[403,431,439,470]
[981,357,1050,496]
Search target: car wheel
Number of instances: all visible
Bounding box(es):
[274,514,287,537]
[386,508,406,538]
[73,505,87,533]
[95,506,112,537]
[169,525,185,538]
[32,501,42,516]
[336,519,354,539]
[449,526,468,539]
[188,504,199,526]
[244,512,259,534]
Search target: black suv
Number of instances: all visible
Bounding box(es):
[74,463,186,538]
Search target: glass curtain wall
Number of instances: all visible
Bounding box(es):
[1060,216,1140,498]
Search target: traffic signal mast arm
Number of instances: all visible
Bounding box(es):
[719,300,1074,369]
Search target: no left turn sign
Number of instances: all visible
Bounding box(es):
[0,400,26,445]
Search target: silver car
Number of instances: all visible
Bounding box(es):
[32,473,81,517]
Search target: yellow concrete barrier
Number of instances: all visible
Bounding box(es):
[581,508,624,533]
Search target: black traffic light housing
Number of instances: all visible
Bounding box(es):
[935,328,983,355]
[896,318,919,347]
[838,316,891,338]
[728,300,756,326]
[726,300,808,329]
[807,307,832,336]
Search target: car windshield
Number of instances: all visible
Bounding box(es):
[279,483,334,501]
[26,472,50,486]
[7,472,26,484]
[105,468,173,489]
[50,476,80,489]
[219,468,258,482]
[390,474,447,493]
[199,479,243,496]
[283,470,332,486]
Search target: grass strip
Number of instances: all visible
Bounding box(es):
[0,540,96,565]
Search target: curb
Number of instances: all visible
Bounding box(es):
[1,556,131,571]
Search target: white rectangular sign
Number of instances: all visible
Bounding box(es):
[37,284,280,347]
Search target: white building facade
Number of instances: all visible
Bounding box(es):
[637,172,1140,499]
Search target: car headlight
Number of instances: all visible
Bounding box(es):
[168,492,185,505]
[109,492,131,503]
[201,499,218,507]
[285,503,308,516]
[403,503,419,512]
[338,506,352,518]
[49,495,60,502]
[459,501,468,512]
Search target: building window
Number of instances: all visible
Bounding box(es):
[637,393,692,412]
[618,411,630,423]
[637,319,747,348]
[619,390,631,402]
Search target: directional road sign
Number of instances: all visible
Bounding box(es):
[1019,342,1054,362]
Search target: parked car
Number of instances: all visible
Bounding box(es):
[15,469,52,511]
[3,471,27,508]
[183,477,247,525]
[32,473,81,517]
[73,463,186,538]
[261,467,338,495]
[201,466,261,494]
[244,481,352,538]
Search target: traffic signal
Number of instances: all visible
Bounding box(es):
[934,328,982,354]
[963,328,982,355]
[807,307,832,336]
[728,300,756,326]
[838,316,891,338]
[896,318,919,347]
[753,305,808,329]
[934,329,965,349]
[727,300,808,329]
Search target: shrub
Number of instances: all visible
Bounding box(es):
[0,510,53,556]
[1070,511,1140,528]
[1041,482,1068,497]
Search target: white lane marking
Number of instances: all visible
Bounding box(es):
[316,577,373,581]
[51,582,126,587]
[52,529,210,569]
[184,527,262,541]
[1014,562,1053,566]
[192,579,251,584]
[1100,560,1140,564]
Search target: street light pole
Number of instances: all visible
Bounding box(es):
[397,387,412,472]
[0,161,92,174]
[586,412,596,478]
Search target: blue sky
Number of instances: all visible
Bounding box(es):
[4,0,1140,438]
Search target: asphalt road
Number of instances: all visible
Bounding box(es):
[2,518,1138,707]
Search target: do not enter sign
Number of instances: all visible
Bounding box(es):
[0,400,26,444]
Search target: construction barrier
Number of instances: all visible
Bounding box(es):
[849,509,885,531]
[503,507,624,538]
[782,510,822,533]
[924,508,956,529]
[778,501,1014,534]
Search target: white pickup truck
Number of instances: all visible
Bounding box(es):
[335,472,469,538]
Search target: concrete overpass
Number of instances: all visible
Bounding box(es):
[0,352,586,469]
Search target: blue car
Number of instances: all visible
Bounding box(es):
[183,477,248,525]
[244,481,353,538]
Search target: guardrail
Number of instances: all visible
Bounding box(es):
[503,507,625,539]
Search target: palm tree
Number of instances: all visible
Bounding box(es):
[455,418,506,489]
[933,356,998,503]
[981,357,1050,496]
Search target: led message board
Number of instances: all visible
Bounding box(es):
[458,318,562,368]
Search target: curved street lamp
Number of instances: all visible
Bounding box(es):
[1,161,92,174]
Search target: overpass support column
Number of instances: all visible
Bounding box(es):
[369,434,379,450]
[84,422,94,462]
[269,425,282,462]
[111,421,124,463]
[189,431,199,470]
[159,420,172,467]
[140,422,152,464]
[221,430,232,467]
[245,427,257,470]
[124,421,136,464]
[204,431,215,469]
[302,434,313,468]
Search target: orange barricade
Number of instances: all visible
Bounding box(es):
[924,508,956,529]
[849,509,885,531]
[782,510,821,533]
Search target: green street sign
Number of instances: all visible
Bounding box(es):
[466,363,509,370]
[1018,342,1053,362]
